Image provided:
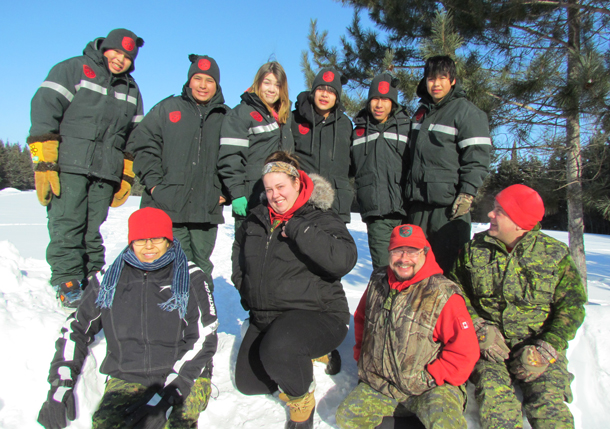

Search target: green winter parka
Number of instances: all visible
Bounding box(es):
[406,80,491,206]
[351,108,411,219]
[448,226,587,352]
[130,85,230,224]
[218,92,294,210]
[292,91,353,222]
[29,37,144,184]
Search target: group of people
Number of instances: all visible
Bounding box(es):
[29,28,586,429]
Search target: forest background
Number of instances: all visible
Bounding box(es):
[2,0,609,289]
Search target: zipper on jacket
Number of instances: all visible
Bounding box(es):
[142,271,151,382]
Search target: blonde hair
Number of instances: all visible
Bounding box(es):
[249,62,290,125]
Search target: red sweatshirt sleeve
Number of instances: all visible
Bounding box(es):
[426,294,480,386]
[353,288,368,362]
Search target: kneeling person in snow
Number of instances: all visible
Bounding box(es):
[37,207,218,429]
[336,224,479,429]
[448,185,587,429]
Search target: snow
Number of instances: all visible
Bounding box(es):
[0,188,609,428]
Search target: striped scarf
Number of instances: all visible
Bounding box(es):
[96,238,190,319]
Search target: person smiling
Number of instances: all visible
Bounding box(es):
[218,62,294,230]
[37,207,218,429]
[231,151,357,429]
[336,224,479,429]
[130,54,230,286]
[292,67,353,223]
[351,73,411,269]
[27,28,145,308]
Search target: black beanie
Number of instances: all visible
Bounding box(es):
[311,67,347,102]
[188,55,220,85]
[367,73,399,105]
[101,28,144,61]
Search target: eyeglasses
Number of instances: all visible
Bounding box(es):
[389,248,424,258]
[132,237,166,246]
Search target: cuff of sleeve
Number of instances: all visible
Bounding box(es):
[229,185,246,201]
[426,361,445,386]
[458,182,477,197]
[538,332,567,353]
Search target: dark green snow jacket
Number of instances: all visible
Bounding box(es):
[292,91,353,222]
[29,37,144,184]
[406,80,491,206]
[217,92,294,210]
[130,85,230,224]
[351,108,411,219]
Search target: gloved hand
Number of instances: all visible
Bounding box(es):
[450,193,474,220]
[232,196,248,216]
[125,385,183,429]
[27,134,61,206]
[111,154,135,207]
[510,339,558,382]
[474,318,511,363]
[37,380,76,429]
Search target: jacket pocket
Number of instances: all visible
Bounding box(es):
[334,177,354,216]
[355,172,378,215]
[423,167,458,206]
[152,171,185,212]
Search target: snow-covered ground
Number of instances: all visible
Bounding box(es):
[0,188,608,428]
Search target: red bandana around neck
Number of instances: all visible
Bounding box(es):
[268,171,314,224]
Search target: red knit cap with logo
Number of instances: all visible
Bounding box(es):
[388,224,429,251]
[128,207,173,243]
[495,184,545,230]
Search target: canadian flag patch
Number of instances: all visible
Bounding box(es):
[458,317,470,330]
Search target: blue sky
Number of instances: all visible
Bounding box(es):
[1,0,373,145]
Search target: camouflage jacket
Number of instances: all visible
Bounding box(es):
[358,267,463,400]
[449,226,587,352]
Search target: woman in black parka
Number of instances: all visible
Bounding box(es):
[232,151,357,429]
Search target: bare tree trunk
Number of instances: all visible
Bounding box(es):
[566,0,588,291]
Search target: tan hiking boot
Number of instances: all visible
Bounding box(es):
[279,390,315,429]
[312,349,341,375]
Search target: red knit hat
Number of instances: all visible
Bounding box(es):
[388,224,429,251]
[495,184,545,230]
[128,207,173,243]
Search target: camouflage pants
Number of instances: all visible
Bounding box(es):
[91,377,211,429]
[336,381,467,429]
[470,353,574,429]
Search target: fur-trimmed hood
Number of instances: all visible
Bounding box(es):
[259,172,335,211]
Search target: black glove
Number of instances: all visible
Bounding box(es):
[37,380,76,429]
[125,385,183,429]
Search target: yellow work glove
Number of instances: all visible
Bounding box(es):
[27,134,61,206]
[111,154,135,207]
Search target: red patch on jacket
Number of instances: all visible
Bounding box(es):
[198,59,211,71]
[415,106,427,122]
[83,64,96,78]
[378,81,390,94]
[122,37,135,52]
[323,71,335,82]
[169,111,182,123]
[299,123,311,135]
[356,128,365,137]
[250,111,263,122]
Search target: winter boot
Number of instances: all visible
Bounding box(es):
[312,349,341,375]
[54,279,83,308]
[279,390,315,429]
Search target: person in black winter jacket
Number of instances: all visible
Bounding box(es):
[37,207,218,429]
[218,62,294,230]
[405,56,491,274]
[130,55,230,286]
[232,151,357,429]
[292,67,353,222]
[28,28,145,308]
[351,73,411,269]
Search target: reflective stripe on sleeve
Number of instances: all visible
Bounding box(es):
[412,123,422,130]
[75,80,108,95]
[220,137,249,147]
[352,132,380,146]
[458,137,492,148]
[132,115,144,123]
[382,132,408,143]
[248,122,279,135]
[428,124,458,135]
[40,81,74,102]
[114,92,138,105]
